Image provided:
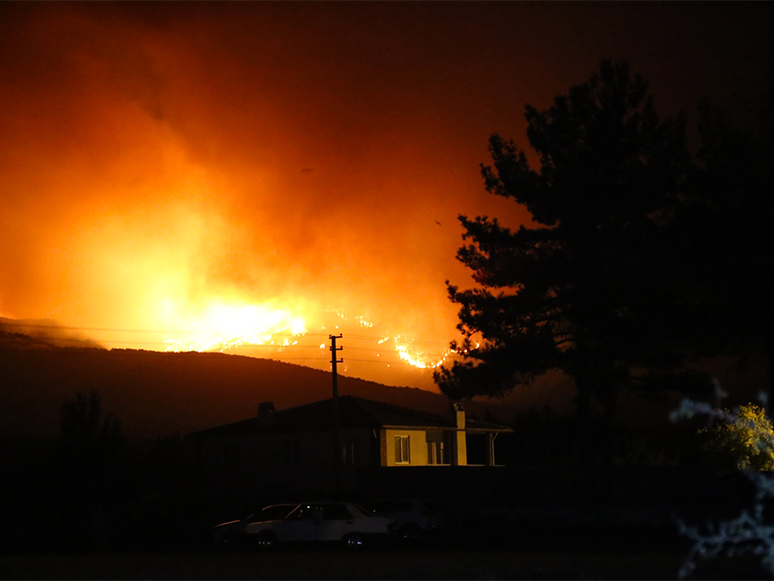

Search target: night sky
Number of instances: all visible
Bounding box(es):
[1,2,772,391]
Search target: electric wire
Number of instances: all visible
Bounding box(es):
[0,321,452,347]
[0,319,462,372]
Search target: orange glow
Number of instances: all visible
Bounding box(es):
[156,298,454,377]
[3,3,763,393]
[395,344,449,370]
[380,336,452,369]
[163,303,307,352]
[0,2,531,394]
[0,3,533,392]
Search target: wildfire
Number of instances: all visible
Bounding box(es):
[381,335,451,369]
[164,303,306,352]
[159,300,452,373]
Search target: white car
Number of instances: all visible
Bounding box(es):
[212,504,298,548]
[245,501,394,550]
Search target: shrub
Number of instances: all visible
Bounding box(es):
[671,389,774,577]
[700,404,774,472]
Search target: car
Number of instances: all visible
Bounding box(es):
[212,503,298,549]
[244,501,394,550]
[364,499,444,542]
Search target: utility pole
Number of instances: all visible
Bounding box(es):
[330,334,343,493]
[330,334,343,399]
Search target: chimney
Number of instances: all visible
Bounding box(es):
[453,402,465,430]
[451,402,468,466]
[257,401,276,428]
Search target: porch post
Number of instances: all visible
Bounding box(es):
[487,432,496,466]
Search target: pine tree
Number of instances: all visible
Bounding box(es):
[435,61,691,425]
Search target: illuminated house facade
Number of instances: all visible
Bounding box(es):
[187,396,511,470]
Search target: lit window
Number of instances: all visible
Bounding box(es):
[394,435,410,464]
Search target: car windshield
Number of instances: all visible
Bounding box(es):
[249,504,297,523]
[353,504,372,517]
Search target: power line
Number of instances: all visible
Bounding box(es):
[1,321,452,347]
[0,321,332,338]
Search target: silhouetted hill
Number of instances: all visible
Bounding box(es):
[0,329,58,350]
[0,316,102,349]
[0,333,501,439]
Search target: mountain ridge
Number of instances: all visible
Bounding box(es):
[0,333,504,439]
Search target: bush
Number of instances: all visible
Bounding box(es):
[700,404,774,472]
[672,390,774,577]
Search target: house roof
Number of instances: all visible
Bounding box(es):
[187,395,511,439]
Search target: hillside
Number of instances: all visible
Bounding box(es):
[0,333,504,439]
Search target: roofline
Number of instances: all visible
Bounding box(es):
[187,394,513,438]
[381,424,511,432]
[380,424,454,430]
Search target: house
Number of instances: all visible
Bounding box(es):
[186,395,511,471]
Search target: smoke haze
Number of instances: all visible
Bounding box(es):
[1,3,772,389]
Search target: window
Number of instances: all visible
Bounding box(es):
[394,435,410,464]
[287,504,314,520]
[353,504,373,517]
[427,440,445,465]
[249,504,296,523]
[288,504,324,521]
[323,504,353,520]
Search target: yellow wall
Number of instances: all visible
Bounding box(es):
[382,428,468,466]
[382,429,429,466]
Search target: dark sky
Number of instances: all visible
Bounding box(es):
[1,2,772,391]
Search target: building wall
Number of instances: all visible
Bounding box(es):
[382,428,468,467]
[383,429,429,466]
[193,427,491,471]
[193,428,381,473]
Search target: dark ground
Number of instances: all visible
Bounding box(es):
[0,530,768,581]
[1,421,770,579]
[1,503,770,580]
[2,461,769,579]
[0,549,695,580]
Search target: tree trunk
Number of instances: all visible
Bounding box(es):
[574,360,619,503]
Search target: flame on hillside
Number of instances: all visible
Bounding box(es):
[160,301,452,371]
[163,303,307,352]
[379,335,451,369]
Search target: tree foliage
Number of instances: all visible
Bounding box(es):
[435,61,692,418]
[701,404,774,472]
[675,90,774,392]
[672,394,774,577]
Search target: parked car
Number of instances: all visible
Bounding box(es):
[364,499,444,541]
[248,501,395,550]
[212,504,298,548]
